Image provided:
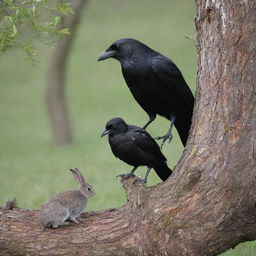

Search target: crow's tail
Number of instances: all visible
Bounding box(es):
[174,111,193,147]
[153,161,172,181]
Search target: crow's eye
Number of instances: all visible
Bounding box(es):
[111,44,120,50]
[107,124,112,130]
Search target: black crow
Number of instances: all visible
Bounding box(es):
[98,38,194,148]
[101,117,172,183]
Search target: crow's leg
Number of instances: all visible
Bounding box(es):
[155,115,176,149]
[116,167,138,182]
[142,114,156,129]
[141,167,151,184]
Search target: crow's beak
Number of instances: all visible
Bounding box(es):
[101,129,111,137]
[98,49,116,61]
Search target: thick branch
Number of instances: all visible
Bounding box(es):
[0,177,156,256]
[0,166,256,256]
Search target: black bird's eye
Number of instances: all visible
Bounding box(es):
[107,124,112,130]
[111,43,120,51]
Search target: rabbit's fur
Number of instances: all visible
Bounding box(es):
[39,168,95,228]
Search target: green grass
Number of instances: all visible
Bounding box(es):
[0,1,254,255]
[221,243,256,256]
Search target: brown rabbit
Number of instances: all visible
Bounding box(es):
[39,168,95,228]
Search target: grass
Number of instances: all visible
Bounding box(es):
[0,0,254,255]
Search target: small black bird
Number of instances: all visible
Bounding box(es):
[98,38,194,148]
[101,117,172,183]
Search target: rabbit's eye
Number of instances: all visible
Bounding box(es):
[87,188,91,191]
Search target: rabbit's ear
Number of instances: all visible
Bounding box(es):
[70,168,86,185]
[77,170,86,185]
[70,168,81,183]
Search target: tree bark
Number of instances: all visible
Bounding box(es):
[1,0,256,255]
[46,0,87,145]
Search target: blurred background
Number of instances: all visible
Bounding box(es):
[0,0,255,255]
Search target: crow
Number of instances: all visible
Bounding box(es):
[101,117,172,183]
[98,38,194,148]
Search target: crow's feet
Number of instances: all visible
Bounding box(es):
[116,173,136,182]
[155,133,173,149]
[140,178,147,184]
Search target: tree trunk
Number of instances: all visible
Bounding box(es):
[1,0,256,255]
[46,0,87,145]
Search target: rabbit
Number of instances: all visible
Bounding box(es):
[39,168,95,229]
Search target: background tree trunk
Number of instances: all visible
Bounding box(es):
[1,0,255,255]
[46,0,87,145]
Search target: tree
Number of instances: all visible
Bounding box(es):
[0,0,73,62]
[46,0,87,145]
[0,0,82,145]
[0,0,255,255]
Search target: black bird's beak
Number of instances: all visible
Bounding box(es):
[98,49,116,61]
[101,129,111,137]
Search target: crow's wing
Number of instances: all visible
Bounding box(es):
[151,55,194,110]
[129,127,166,161]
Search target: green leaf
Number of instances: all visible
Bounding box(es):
[8,16,17,37]
[57,3,75,15]
[54,16,61,26]
[59,28,70,35]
